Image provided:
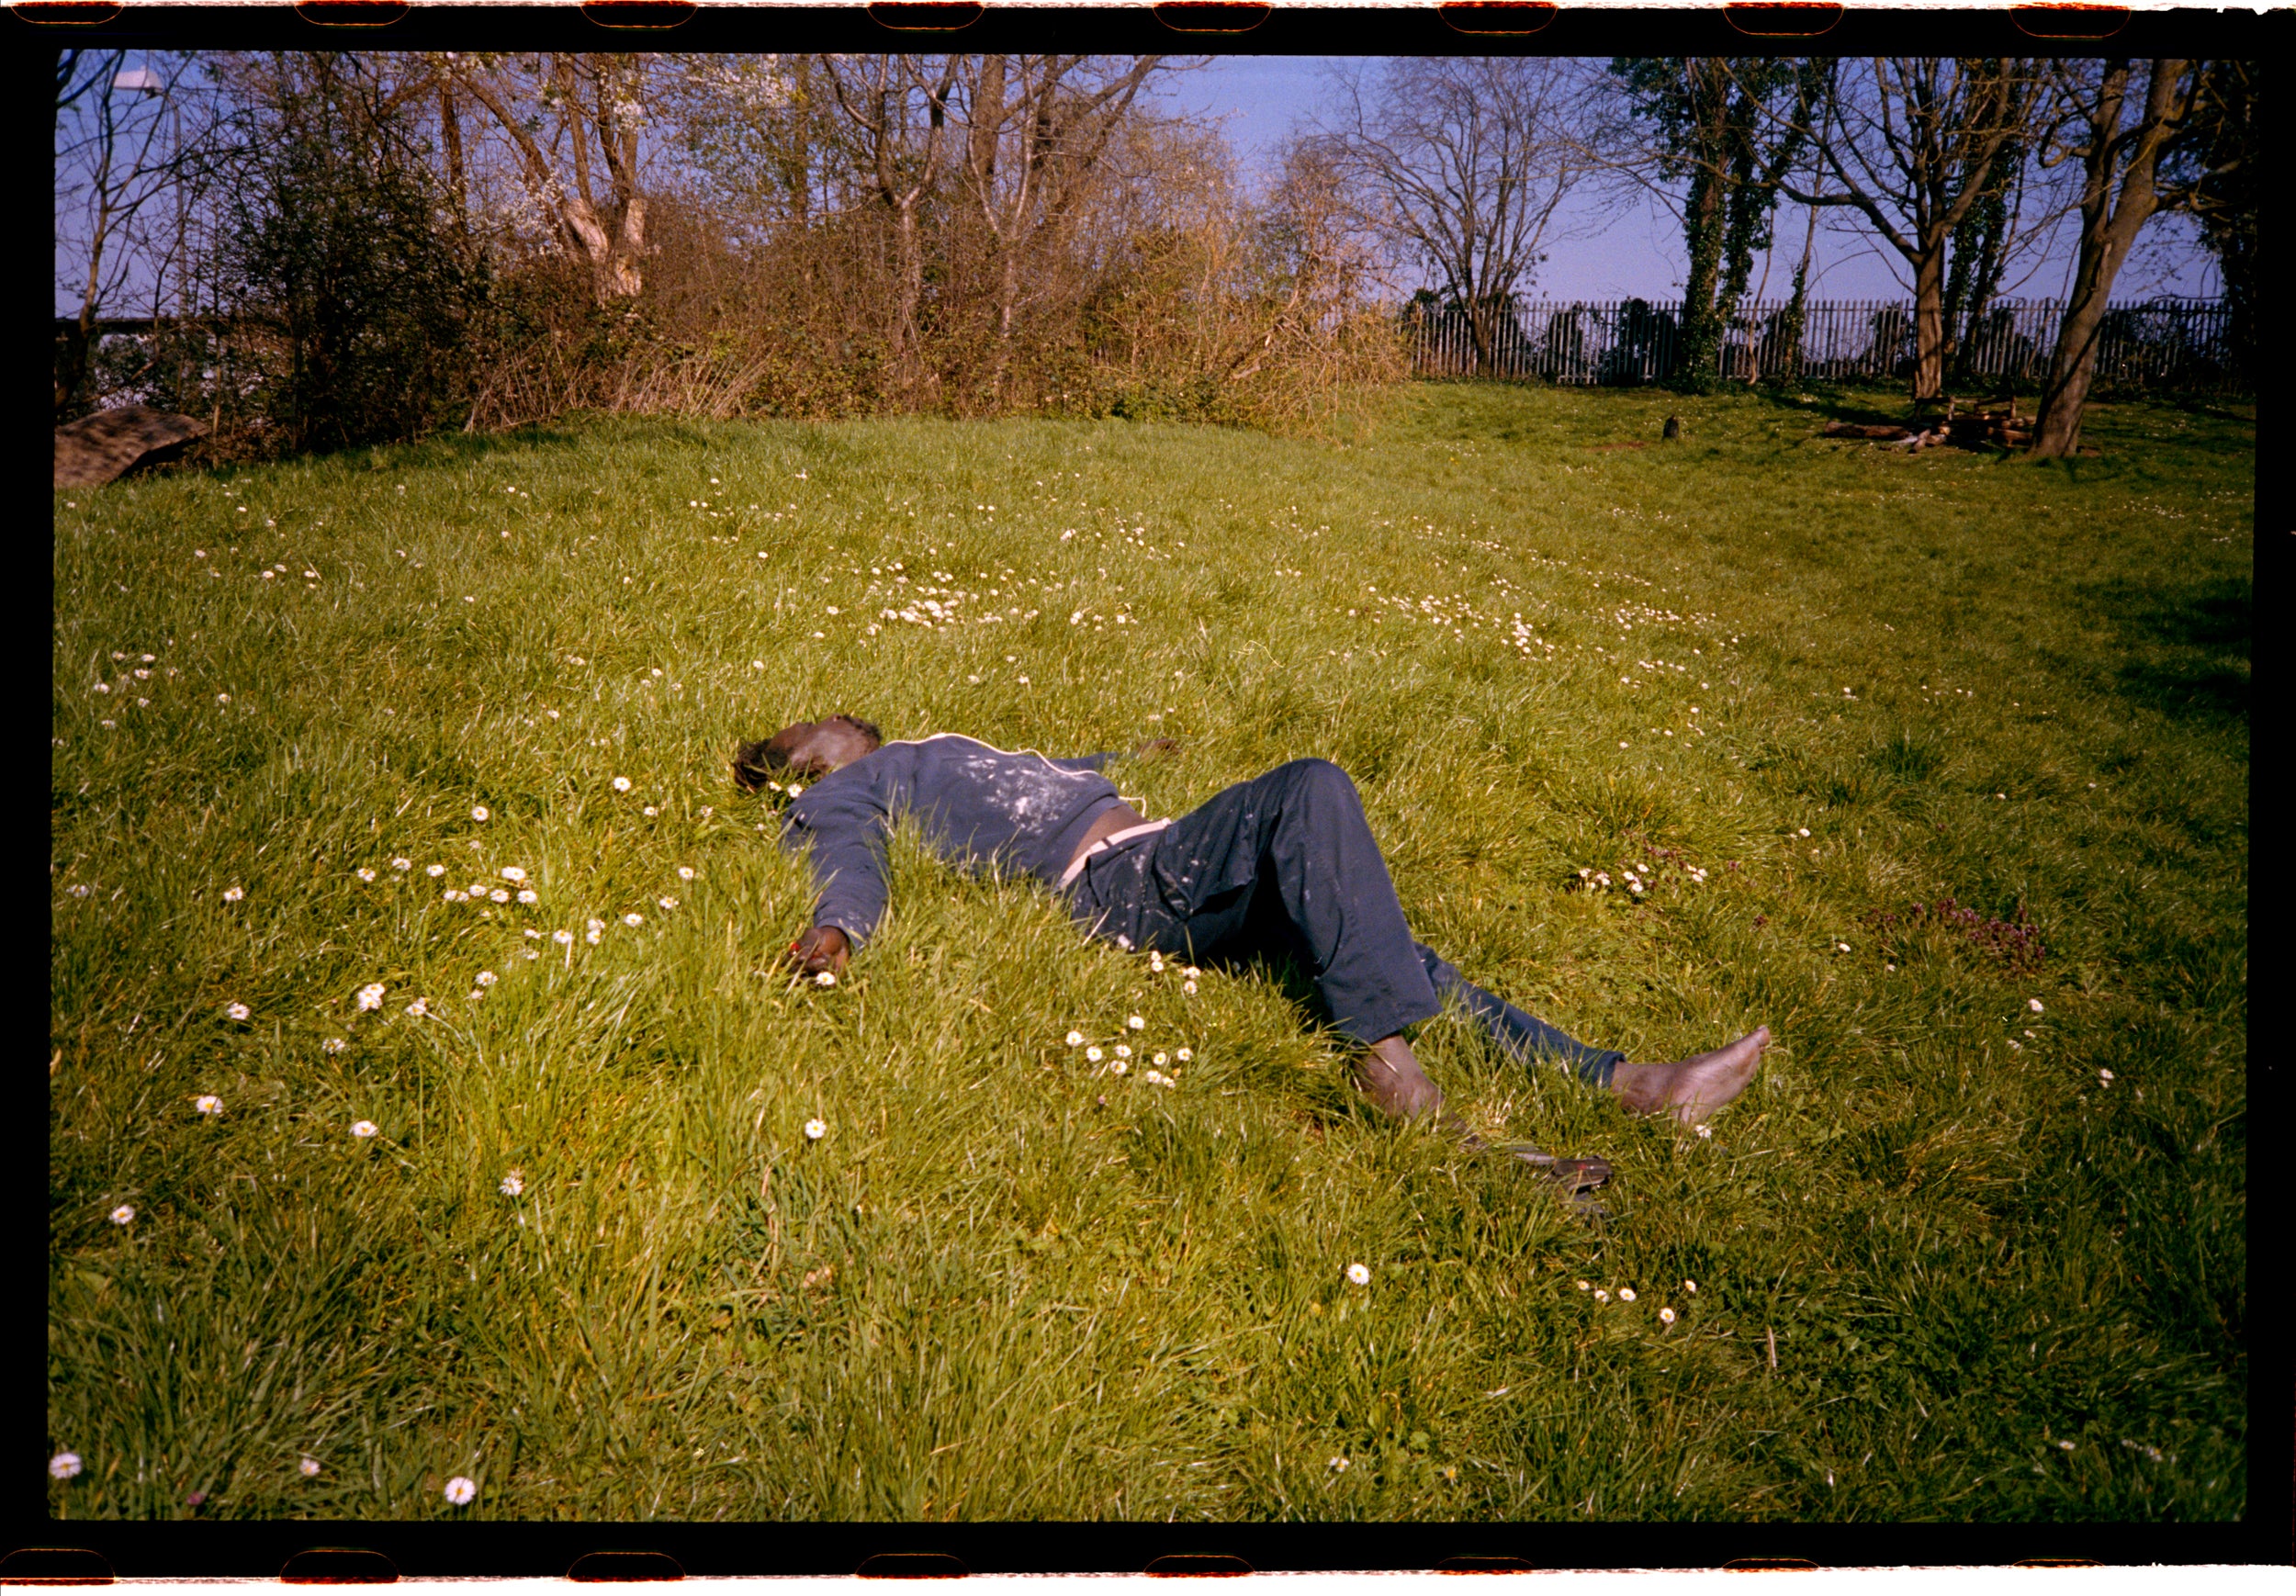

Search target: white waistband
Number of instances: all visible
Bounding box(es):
[1057,819,1170,891]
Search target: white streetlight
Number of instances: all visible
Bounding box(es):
[112,68,164,96]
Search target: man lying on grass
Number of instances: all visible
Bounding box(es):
[735,716,1770,1197]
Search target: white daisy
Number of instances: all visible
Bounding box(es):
[391,858,411,871]
[225,1002,251,1021]
[405,998,428,1017]
[1066,1031,1085,1047]
[109,1205,134,1225]
[553,930,574,946]
[444,1476,477,1505]
[1126,1015,1145,1030]
[1660,1308,1677,1325]
[356,983,386,1011]
[612,776,632,792]
[624,912,643,927]
[500,1171,524,1197]
[805,1118,827,1140]
[1618,1287,1637,1302]
[351,1120,378,1139]
[222,885,245,902]
[195,1095,223,1116]
[678,866,695,881]
[1176,1048,1192,1063]
[815,971,835,987]
[426,863,446,877]
[475,971,496,986]
[1345,1263,1370,1286]
[517,889,538,905]
[501,866,526,882]
[471,806,490,822]
[50,1452,84,1480]
[322,1037,347,1053]
[298,1458,321,1478]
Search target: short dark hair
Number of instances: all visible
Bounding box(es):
[731,739,779,791]
[732,715,883,791]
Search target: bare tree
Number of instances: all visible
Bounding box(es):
[2027,59,2217,457]
[52,50,228,417]
[1311,56,1595,370]
[440,52,657,301]
[821,54,962,401]
[951,54,1172,401]
[1772,58,2049,401]
[662,54,853,242]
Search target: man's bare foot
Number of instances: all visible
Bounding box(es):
[1610,1026,1771,1126]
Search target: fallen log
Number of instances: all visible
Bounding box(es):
[55,403,208,489]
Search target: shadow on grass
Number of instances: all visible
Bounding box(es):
[2078,573,2251,727]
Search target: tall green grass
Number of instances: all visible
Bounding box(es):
[51,384,2248,1521]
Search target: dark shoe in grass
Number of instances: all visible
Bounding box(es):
[1489,1141,1613,1194]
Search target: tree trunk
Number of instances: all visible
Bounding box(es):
[1910,241,1947,401]
[1678,163,1725,380]
[439,83,468,246]
[2031,60,2190,458]
[2030,288,2110,455]
[893,199,925,400]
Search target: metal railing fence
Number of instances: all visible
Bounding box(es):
[1405,296,2239,391]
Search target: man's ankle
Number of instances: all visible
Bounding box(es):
[1608,1061,1668,1114]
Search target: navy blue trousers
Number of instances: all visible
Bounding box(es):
[1066,759,1624,1088]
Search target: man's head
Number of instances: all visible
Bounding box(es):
[733,714,883,789]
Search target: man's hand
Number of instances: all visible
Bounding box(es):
[783,925,850,981]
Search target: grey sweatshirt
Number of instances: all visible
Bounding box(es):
[778,734,1124,945]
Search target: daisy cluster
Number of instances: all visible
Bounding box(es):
[1575,1276,1694,1326]
[1573,839,1718,900]
[1064,979,1197,1085]
[80,645,182,728]
[1338,534,1730,689]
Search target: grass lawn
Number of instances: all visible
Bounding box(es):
[49,381,2249,1523]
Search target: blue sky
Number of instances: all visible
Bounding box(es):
[1155,56,2220,306]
